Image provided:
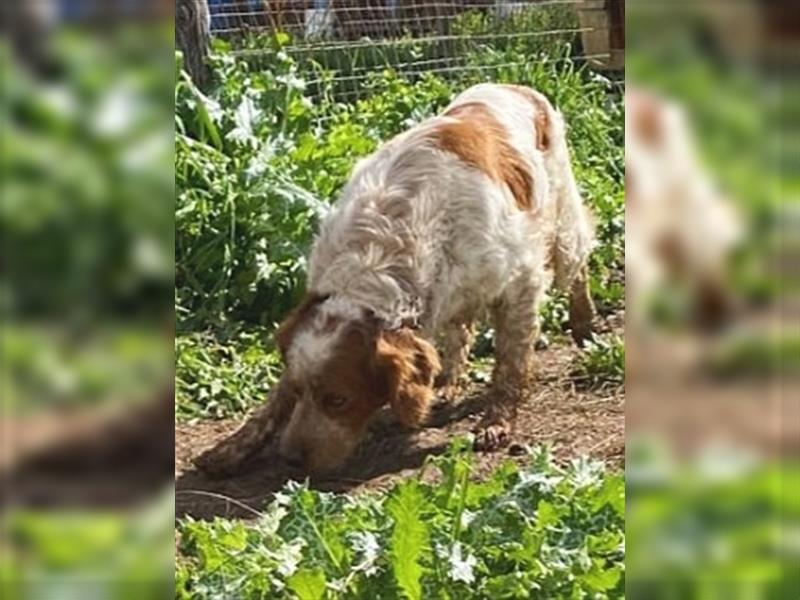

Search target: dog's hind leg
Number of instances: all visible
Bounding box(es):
[474,271,544,450]
[544,108,596,345]
[568,264,595,345]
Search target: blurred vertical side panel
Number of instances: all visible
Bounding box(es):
[626,0,800,598]
[1,1,176,598]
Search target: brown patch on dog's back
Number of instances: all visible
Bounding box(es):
[435,102,534,211]
[628,91,664,147]
[501,84,551,151]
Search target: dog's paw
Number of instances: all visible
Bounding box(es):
[473,418,512,451]
[433,384,463,410]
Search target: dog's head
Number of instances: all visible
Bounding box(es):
[272,294,440,474]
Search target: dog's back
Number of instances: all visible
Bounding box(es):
[309,83,593,332]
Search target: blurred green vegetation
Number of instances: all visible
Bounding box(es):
[1,25,175,600]
[627,442,800,599]
[626,4,799,597]
[626,6,797,309]
[3,325,170,415]
[1,489,174,599]
[1,29,174,319]
[1,27,174,416]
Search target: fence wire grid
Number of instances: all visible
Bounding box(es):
[202,0,622,101]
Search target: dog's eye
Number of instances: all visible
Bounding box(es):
[324,394,348,409]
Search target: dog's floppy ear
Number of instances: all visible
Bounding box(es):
[374,328,441,426]
[275,293,328,358]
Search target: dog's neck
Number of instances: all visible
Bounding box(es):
[309,162,444,332]
[315,283,426,333]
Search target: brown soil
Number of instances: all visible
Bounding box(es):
[176,335,625,521]
[0,389,174,508]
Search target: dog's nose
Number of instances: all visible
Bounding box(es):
[280,447,305,470]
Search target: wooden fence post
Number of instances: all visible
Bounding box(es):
[176,0,212,87]
[576,0,624,71]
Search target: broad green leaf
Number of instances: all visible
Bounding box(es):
[287,568,327,600]
[582,563,622,592]
[591,472,625,517]
[217,521,248,552]
[535,500,560,530]
[387,481,428,600]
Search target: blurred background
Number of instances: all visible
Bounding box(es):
[1,1,175,598]
[625,0,799,597]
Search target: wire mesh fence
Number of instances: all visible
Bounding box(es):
[203,0,623,101]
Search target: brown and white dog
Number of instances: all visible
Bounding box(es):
[197,83,595,476]
[625,88,742,331]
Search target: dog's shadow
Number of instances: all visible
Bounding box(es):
[176,390,490,520]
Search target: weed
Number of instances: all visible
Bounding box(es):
[574,334,625,388]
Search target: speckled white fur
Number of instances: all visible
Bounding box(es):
[286,297,366,378]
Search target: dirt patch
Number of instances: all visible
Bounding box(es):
[1,389,174,509]
[176,337,625,521]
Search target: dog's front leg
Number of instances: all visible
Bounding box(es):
[474,276,541,450]
[433,319,475,405]
[194,377,295,477]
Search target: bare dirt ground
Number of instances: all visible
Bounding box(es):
[0,389,174,508]
[176,334,625,521]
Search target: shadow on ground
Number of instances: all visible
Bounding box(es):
[176,392,492,520]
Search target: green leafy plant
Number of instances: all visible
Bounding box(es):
[176,329,282,420]
[574,334,625,388]
[177,443,625,598]
[387,482,428,599]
